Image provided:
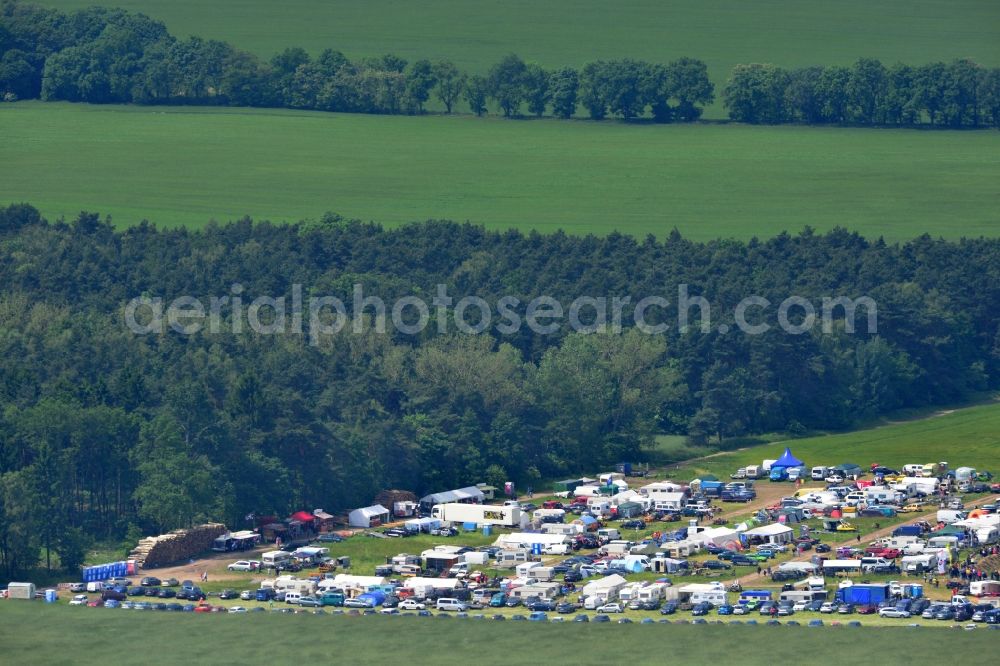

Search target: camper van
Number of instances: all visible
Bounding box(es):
[811,466,831,481]
[787,466,807,482]
[744,465,762,480]
[262,550,292,569]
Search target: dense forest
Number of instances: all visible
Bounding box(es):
[2,1,998,126]
[1,202,999,574]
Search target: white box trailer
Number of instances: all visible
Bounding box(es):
[901,553,938,573]
[431,503,522,527]
[822,559,862,574]
[6,582,36,600]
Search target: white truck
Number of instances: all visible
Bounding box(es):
[430,503,522,527]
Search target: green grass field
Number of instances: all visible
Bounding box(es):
[669,398,1000,480]
[2,603,997,665]
[33,1,1000,118]
[4,102,999,239]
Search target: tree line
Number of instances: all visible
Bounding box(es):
[3,1,997,126]
[0,1,714,121]
[1,202,999,574]
[724,59,1000,128]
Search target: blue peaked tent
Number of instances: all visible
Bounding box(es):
[773,447,804,468]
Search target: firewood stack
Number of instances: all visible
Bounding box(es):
[373,489,417,508]
[129,523,228,569]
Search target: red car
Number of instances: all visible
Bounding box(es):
[856,605,877,615]
[865,547,902,559]
[194,603,213,613]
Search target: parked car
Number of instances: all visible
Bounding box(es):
[879,607,911,618]
[69,582,87,593]
[69,594,88,606]
[556,602,576,614]
[140,577,161,587]
[227,560,257,572]
[397,598,426,611]
[297,597,321,608]
[596,603,624,614]
[218,589,238,600]
[162,578,179,587]
[691,602,712,616]
[659,601,678,615]
[702,560,732,570]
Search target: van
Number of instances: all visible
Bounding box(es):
[284,591,302,605]
[744,466,761,480]
[787,467,806,482]
[811,466,830,481]
[435,598,467,612]
[936,510,966,524]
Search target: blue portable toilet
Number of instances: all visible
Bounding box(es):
[44,589,57,603]
[482,525,493,537]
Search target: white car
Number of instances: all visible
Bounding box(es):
[732,605,748,615]
[878,607,910,618]
[227,560,257,572]
[596,603,623,614]
[792,600,809,612]
[398,599,426,611]
[240,590,254,600]
[69,594,88,606]
[228,606,248,614]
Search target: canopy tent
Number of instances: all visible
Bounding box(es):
[289,511,316,523]
[773,447,804,468]
[348,504,390,528]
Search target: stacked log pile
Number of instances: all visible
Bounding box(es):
[129,523,227,569]
[373,489,417,508]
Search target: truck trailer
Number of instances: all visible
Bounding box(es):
[431,503,522,527]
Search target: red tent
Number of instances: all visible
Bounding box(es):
[289,511,315,523]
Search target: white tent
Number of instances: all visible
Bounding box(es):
[687,526,740,548]
[402,577,462,590]
[419,486,485,509]
[348,504,390,528]
[744,523,794,545]
[651,492,687,510]
[582,574,628,601]
[640,481,685,496]
[404,517,441,533]
[494,532,569,548]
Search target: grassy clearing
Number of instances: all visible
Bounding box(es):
[669,398,1000,481]
[4,102,1000,240]
[2,603,997,665]
[33,1,1000,118]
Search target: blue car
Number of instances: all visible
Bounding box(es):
[528,612,548,622]
[717,605,734,615]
